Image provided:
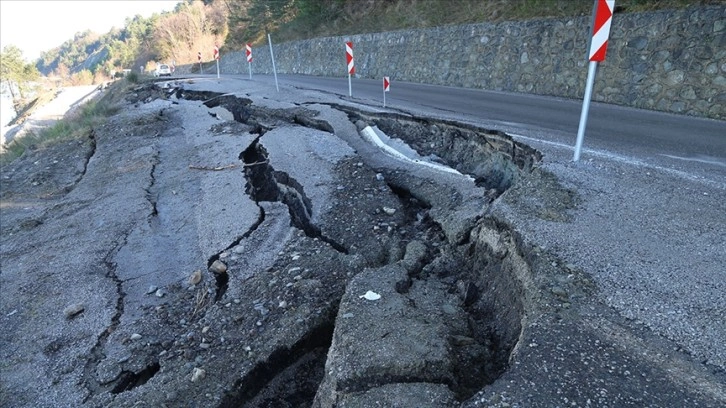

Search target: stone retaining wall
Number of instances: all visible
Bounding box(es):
[214,5,725,119]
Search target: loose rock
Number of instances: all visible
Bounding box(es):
[551,286,568,298]
[189,270,202,285]
[209,260,227,275]
[191,367,206,382]
[63,303,85,319]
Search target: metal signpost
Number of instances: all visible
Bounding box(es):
[574,0,615,161]
[268,34,279,92]
[214,45,220,78]
[246,43,253,79]
[198,52,202,74]
[383,76,390,107]
[346,41,354,97]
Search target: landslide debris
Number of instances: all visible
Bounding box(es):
[2,80,576,408]
[159,84,545,405]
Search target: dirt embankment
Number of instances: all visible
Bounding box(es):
[1,85,100,148]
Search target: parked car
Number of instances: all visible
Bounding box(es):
[154,64,172,77]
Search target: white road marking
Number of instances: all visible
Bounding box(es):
[509,133,725,190]
[659,154,726,168]
[361,126,472,179]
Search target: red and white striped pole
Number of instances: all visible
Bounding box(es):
[214,44,220,79]
[198,51,203,74]
[574,0,615,161]
[383,76,390,107]
[246,43,253,79]
[345,41,354,97]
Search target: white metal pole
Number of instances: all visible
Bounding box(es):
[248,62,252,80]
[383,88,386,107]
[199,62,203,75]
[574,61,598,161]
[216,59,220,79]
[268,34,279,92]
[348,74,352,97]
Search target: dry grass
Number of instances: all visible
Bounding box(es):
[0,80,128,165]
[191,287,210,319]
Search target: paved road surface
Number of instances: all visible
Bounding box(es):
[2,76,724,407]
[1,85,99,146]
[252,74,726,185]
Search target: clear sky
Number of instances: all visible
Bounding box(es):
[0,0,181,62]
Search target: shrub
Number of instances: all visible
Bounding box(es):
[126,71,139,83]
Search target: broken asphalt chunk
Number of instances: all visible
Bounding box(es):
[209,260,227,275]
[359,291,382,301]
[63,303,85,319]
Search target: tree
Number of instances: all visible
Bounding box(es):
[54,63,70,80]
[70,69,93,86]
[153,0,229,64]
[93,69,108,85]
[1,45,40,102]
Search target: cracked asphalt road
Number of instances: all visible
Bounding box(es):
[1,77,724,407]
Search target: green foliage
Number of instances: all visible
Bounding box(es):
[224,0,294,47]
[70,69,94,86]
[1,135,28,164]
[126,71,140,83]
[35,11,162,80]
[1,45,41,100]
[36,31,103,76]
[238,0,722,44]
[151,0,229,66]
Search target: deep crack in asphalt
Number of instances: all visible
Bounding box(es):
[159,86,537,405]
[2,81,550,407]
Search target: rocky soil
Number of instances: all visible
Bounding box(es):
[1,78,724,407]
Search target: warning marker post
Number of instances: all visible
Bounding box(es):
[246,43,253,79]
[383,77,390,107]
[213,45,220,79]
[574,0,615,161]
[345,41,355,97]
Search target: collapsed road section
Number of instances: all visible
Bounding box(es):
[0,80,555,408]
[4,79,721,408]
[145,83,543,407]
